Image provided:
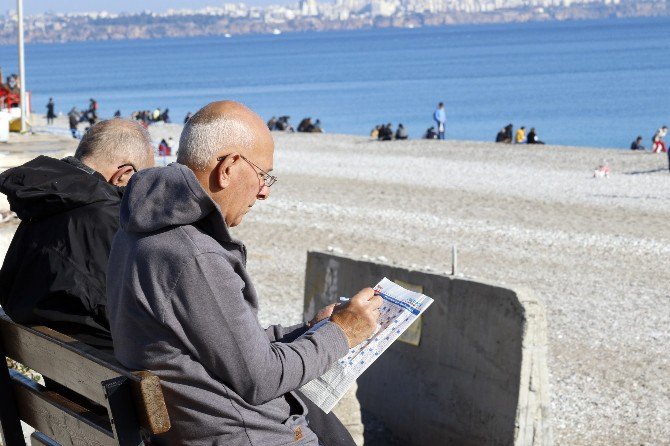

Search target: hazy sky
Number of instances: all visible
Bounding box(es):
[18,1,291,16]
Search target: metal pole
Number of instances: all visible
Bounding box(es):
[451,244,458,276]
[17,0,28,133]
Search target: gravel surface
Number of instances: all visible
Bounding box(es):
[3,118,669,445]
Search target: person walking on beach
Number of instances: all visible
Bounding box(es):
[652,126,667,153]
[433,102,446,140]
[68,107,79,139]
[46,98,56,125]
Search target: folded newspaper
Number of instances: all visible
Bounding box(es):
[299,277,434,413]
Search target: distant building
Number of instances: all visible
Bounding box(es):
[300,0,319,16]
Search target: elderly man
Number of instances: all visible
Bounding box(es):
[0,119,155,351]
[106,101,381,446]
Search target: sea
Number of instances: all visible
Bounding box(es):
[1,16,669,149]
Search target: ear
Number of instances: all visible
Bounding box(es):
[109,165,135,187]
[214,153,239,190]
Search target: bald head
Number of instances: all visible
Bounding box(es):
[177,101,273,171]
[75,119,154,173]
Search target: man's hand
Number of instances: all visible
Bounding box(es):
[308,304,336,327]
[330,288,383,348]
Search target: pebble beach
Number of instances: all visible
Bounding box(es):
[2,116,669,445]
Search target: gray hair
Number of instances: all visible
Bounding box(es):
[177,113,254,171]
[75,119,154,168]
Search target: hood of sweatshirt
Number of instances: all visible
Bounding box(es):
[0,155,122,221]
[120,163,235,244]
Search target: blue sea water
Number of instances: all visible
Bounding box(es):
[1,17,669,148]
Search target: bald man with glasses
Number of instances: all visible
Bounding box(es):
[107,101,381,446]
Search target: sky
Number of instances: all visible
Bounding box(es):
[16,1,291,16]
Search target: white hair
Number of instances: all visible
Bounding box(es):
[177,115,254,171]
[75,119,154,168]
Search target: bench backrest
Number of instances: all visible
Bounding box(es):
[0,310,170,446]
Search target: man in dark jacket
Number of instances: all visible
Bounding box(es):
[0,119,155,351]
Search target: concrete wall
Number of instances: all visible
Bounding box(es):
[303,251,552,446]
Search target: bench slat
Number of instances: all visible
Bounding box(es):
[0,314,170,436]
[1,318,122,406]
[10,370,117,446]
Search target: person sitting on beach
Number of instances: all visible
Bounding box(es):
[651,126,667,153]
[379,123,394,141]
[495,128,506,143]
[515,126,526,143]
[424,126,438,139]
[106,100,381,445]
[630,136,645,151]
[297,117,313,132]
[370,125,381,139]
[113,110,122,118]
[267,116,278,130]
[0,119,155,352]
[527,128,545,145]
[395,123,408,140]
[276,115,294,132]
[310,119,324,133]
[503,123,513,143]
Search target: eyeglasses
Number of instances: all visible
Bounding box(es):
[117,163,138,173]
[216,154,277,188]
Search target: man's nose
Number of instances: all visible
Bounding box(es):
[257,184,270,200]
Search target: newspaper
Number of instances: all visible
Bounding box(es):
[299,277,434,413]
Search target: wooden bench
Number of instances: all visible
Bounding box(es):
[0,309,170,446]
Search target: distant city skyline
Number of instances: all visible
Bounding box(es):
[16,0,290,16]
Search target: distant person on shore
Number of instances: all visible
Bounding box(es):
[433,102,446,140]
[311,119,324,133]
[297,117,312,132]
[158,138,171,156]
[68,107,79,139]
[267,116,277,130]
[395,123,408,140]
[370,125,380,139]
[527,128,545,144]
[0,119,155,352]
[184,111,193,124]
[424,126,438,139]
[495,128,506,143]
[379,123,394,141]
[161,108,171,123]
[88,98,98,124]
[275,115,294,132]
[515,126,526,143]
[630,136,645,151]
[651,125,667,153]
[113,110,122,118]
[503,123,513,143]
[46,98,56,125]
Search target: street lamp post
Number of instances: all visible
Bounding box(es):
[17,0,27,133]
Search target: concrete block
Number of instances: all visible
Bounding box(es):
[303,251,552,446]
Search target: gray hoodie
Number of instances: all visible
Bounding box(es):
[106,163,349,446]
